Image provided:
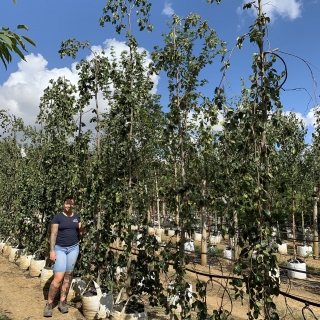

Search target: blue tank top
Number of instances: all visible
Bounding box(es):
[51,213,80,247]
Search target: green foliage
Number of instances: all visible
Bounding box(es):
[100,0,153,33]
[0,1,317,319]
[0,1,36,69]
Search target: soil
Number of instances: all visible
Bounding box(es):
[2,242,320,320]
[0,255,85,320]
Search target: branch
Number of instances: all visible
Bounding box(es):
[265,50,288,90]
[277,49,319,107]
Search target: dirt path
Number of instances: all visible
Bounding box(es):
[2,251,320,320]
[0,255,85,320]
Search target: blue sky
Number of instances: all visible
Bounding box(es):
[1,0,319,142]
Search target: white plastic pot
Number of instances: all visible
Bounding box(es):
[167,282,192,313]
[184,240,195,253]
[0,241,5,253]
[3,245,12,257]
[209,235,217,245]
[40,267,54,289]
[81,280,113,319]
[287,259,306,280]
[193,232,201,241]
[223,247,234,263]
[297,245,312,258]
[9,247,24,263]
[19,254,34,270]
[216,233,222,244]
[68,278,87,302]
[277,242,288,255]
[29,258,45,277]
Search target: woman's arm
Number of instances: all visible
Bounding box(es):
[78,222,84,237]
[50,224,58,261]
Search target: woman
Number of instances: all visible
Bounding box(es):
[44,196,83,317]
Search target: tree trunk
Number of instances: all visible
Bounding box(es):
[201,180,207,266]
[313,186,319,258]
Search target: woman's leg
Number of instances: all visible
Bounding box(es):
[60,271,72,302]
[58,244,80,313]
[44,246,67,317]
[60,244,79,302]
[48,272,65,304]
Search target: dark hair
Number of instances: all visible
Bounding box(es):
[63,196,75,203]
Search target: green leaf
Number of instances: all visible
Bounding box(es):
[21,35,36,47]
[17,24,28,30]
[0,34,13,48]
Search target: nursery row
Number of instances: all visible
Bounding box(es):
[1,0,320,319]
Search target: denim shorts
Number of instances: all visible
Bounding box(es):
[54,243,79,273]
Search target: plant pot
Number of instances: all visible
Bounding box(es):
[193,232,201,242]
[3,245,12,257]
[277,242,287,255]
[0,241,5,253]
[155,228,164,236]
[29,258,45,277]
[297,245,312,258]
[184,240,195,253]
[67,278,87,302]
[167,282,192,313]
[223,247,234,263]
[209,236,218,245]
[113,295,148,320]
[287,258,306,280]
[40,267,54,290]
[81,280,113,319]
[9,247,24,263]
[19,254,34,270]
[214,233,222,244]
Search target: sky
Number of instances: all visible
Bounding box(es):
[1,0,319,143]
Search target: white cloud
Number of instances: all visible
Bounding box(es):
[0,39,159,129]
[162,2,174,16]
[238,0,302,22]
[288,108,317,127]
[0,53,78,126]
